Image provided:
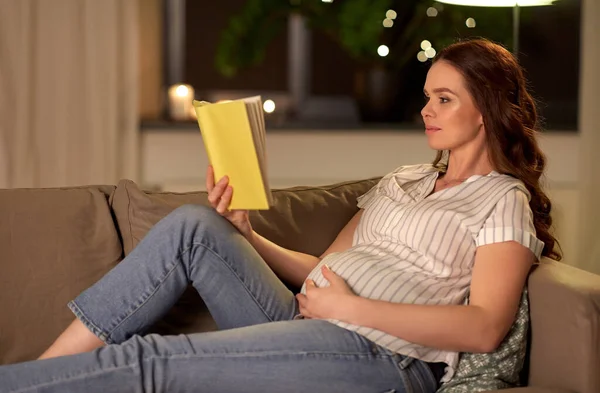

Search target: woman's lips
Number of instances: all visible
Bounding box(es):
[425,126,441,134]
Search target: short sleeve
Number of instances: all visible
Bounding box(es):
[476,188,545,261]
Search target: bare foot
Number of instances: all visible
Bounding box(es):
[38,319,105,359]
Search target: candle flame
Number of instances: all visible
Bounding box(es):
[175,85,189,97]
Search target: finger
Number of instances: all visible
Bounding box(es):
[206,165,215,193]
[321,265,338,282]
[207,176,229,207]
[216,186,233,214]
[303,280,316,293]
[299,307,311,319]
[296,299,311,318]
[298,304,306,317]
[296,294,307,308]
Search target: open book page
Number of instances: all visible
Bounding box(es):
[242,96,273,205]
[193,98,271,210]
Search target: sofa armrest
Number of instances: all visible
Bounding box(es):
[526,261,600,393]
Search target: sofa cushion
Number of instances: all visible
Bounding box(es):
[0,185,122,365]
[110,178,379,335]
[111,179,379,257]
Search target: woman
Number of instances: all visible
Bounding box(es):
[0,38,561,393]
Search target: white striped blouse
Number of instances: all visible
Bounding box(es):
[301,164,544,382]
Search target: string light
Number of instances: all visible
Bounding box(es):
[426,7,439,17]
[417,51,428,62]
[425,47,437,58]
[421,40,432,51]
[466,17,476,27]
[377,45,390,57]
[383,18,394,27]
[386,9,397,19]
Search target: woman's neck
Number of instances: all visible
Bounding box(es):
[442,149,495,180]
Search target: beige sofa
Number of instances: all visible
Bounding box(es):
[0,179,598,393]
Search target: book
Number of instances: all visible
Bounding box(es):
[192,96,273,210]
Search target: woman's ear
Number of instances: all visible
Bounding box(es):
[478,114,485,132]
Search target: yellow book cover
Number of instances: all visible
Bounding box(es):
[193,96,272,210]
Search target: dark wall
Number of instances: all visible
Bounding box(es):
[520,0,580,129]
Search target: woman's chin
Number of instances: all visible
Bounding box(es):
[426,132,460,151]
[426,137,448,151]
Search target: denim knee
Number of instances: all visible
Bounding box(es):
[167,204,237,240]
[169,204,215,222]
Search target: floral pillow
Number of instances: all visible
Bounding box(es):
[437,288,529,393]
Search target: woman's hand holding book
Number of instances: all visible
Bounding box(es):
[206,165,253,238]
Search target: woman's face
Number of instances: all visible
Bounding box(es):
[421,61,484,152]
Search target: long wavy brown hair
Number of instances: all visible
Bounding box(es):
[431,38,561,261]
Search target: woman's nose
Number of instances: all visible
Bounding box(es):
[421,100,434,118]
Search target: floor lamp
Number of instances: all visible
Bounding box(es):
[434,1,558,57]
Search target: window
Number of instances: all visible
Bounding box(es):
[519,0,580,129]
[176,0,580,130]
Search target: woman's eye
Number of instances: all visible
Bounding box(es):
[439,97,450,103]
[424,95,430,102]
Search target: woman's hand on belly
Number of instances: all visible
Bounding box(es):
[295,265,358,321]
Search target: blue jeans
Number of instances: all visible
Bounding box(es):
[0,205,443,393]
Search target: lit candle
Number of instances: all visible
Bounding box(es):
[168,84,195,121]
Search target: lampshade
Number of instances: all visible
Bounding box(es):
[435,0,558,57]
[435,0,555,6]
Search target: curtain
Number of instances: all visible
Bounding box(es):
[0,0,139,188]
[577,0,600,274]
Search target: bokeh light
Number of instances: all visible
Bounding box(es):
[377,45,390,57]
[263,99,276,113]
